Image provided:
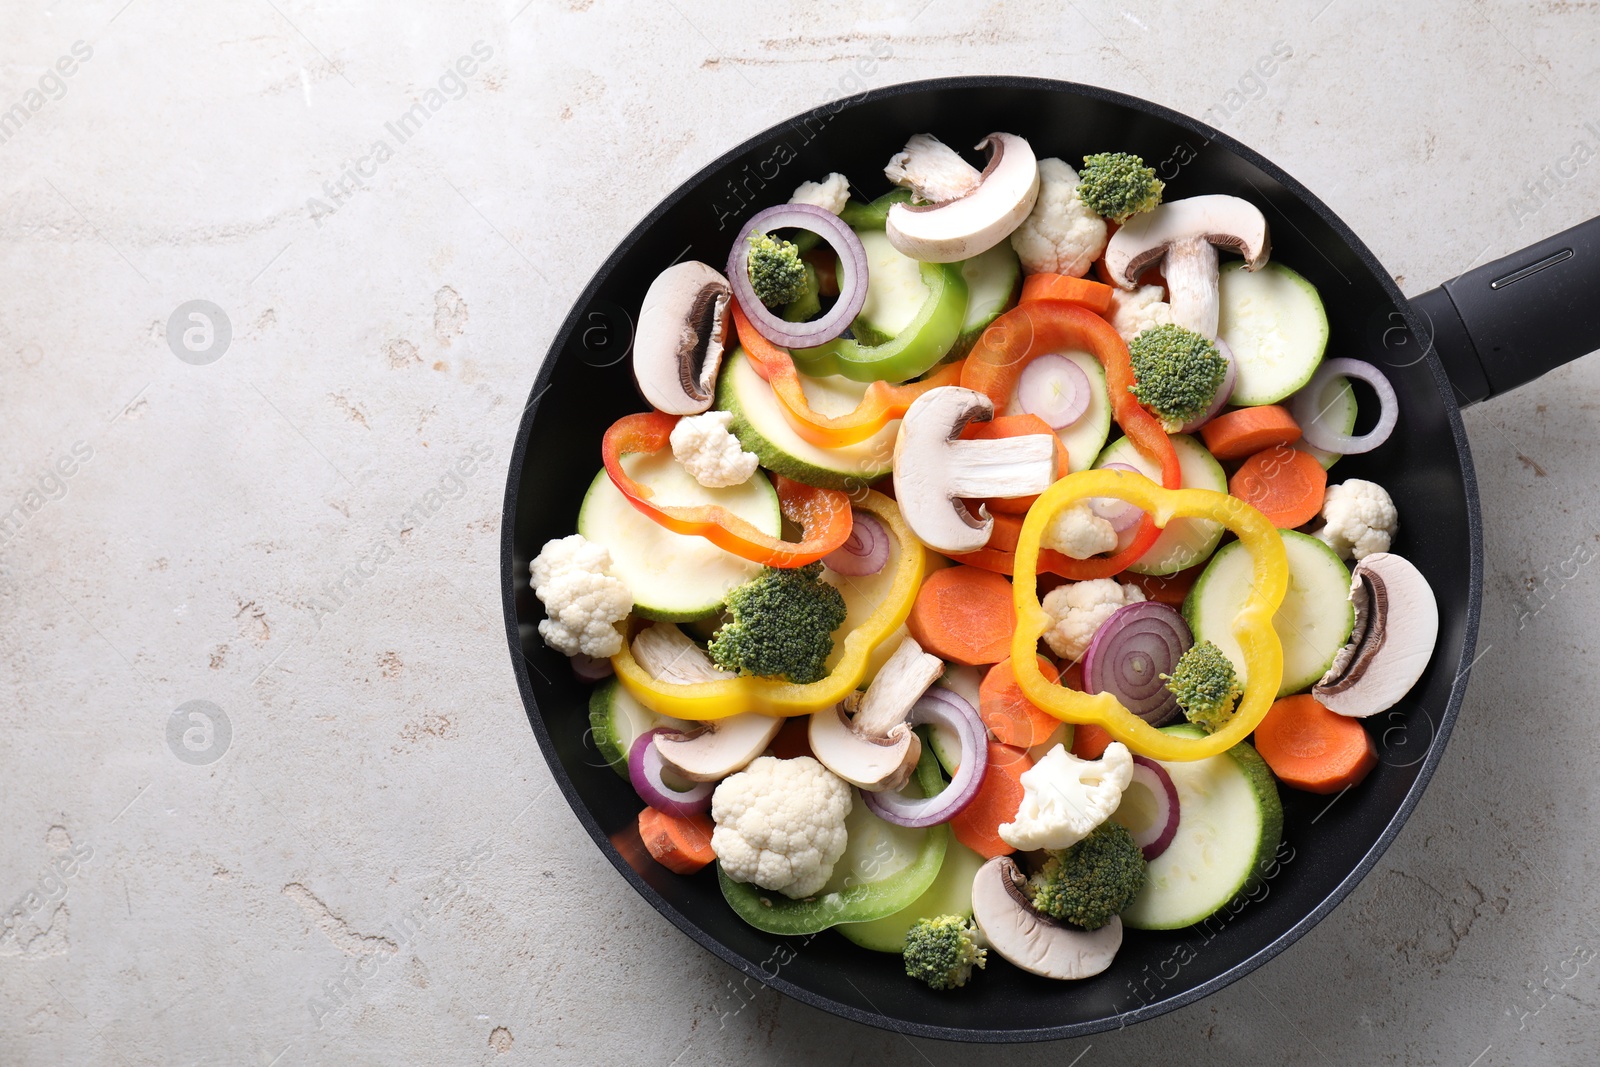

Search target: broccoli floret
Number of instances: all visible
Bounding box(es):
[1163,640,1242,733]
[1027,821,1147,930]
[707,562,846,683]
[745,231,809,309]
[1076,152,1165,223]
[903,915,987,990]
[1127,324,1229,432]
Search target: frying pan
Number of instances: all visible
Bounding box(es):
[500,77,1600,1042]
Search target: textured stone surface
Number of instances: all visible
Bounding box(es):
[3,2,1599,1064]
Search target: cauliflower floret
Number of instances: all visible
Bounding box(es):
[1040,578,1146,661]
[669,410,759,488]
[1043,502,1118,560]
[711,756,852,899]
[999,742,1134,851]
[1107,284,1173,343]
[789,172,851,215]
[1009,158,1109,278]
[529,534,632,658]
[1315,479,1399,560]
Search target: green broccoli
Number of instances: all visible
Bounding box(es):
[1127,324,1229,432]
[903,915,988,990]
[745,231,809,309]
[1027,821,1147,930]
[707,562,846,683]
[1076,152,1165,223]
[1162,640,1243,733]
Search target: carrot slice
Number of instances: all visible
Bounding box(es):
[1019,272,1115,315]
[949,742,1032,857]
[1228,445,1328,529]
[907,566,1016,666]
[1070,723,1115,760]
[1123,563,1205,607]
[1200,405,1303,461]
[963,414,1070,515]
[979,655,1062,748]
[637,807,717,874]
[1253,694,1378,795]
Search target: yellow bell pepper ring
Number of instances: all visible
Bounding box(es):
[1011,469,1289,762]
[610,490,926,720]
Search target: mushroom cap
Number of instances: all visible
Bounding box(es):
[633,260,731,415]
[893,386,1057,555]
[1314,552,1439,718]
[970,857,1123,980]
[1102,194,1272,290]
[655,712,785,782]
[808,705,921,792]
[885,133,1041,263]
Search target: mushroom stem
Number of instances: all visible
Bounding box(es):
[1163,236,1221,340]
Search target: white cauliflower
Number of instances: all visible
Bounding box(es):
[669,410,759,488]
[790,172,851,215]
[711,756,852,899]
[1040,578,1146,661]
[1107,284,1173,343]
[1009,158,1109,278]
[884,133,982,203]
[631,623,735,685]
[999,742,1133,851]
[1315,479,1399,560]
[529,534,632,658]
[1043,502,1119,560]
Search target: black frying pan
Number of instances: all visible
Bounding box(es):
[500,77,1600,1042]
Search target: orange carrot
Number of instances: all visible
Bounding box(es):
[963,415,1070,515]
[1020,272,1115,315]
[1253,694,1377,795]
[1124,563,1205,607]
[949,742,1032,857]
[1228,445,1328,529]
[638,807,717,874]
[1199,405,1302,460]
[979,655,1062,748]
[802,247,838,297]
[907,566,1017,666]
[1070,723,1114,760]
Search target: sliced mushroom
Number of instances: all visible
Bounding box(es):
[1314,552,1439,718]
[630,624,735,685]
[808,635,944,791]
[633,261,732,415]
[884,133,1041,263]
[654,713,784,782]
[1102,195,1271,340]
[893,386,1057,554]
[970,857,1123,980]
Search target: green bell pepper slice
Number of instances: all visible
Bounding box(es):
[837,188,914,231]
[789,259,968,383]
[717,747,950,936]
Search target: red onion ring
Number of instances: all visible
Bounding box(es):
[571,653,614,682]
[862,688,987,828]
[1016,353,1092,429]
[1121,755,1181,861]
[1089,461,1146,533]
[1292,358,1397,455]
[628,728,713,817]
[726,203,869,349]
[1181,338,1238,433]
[822,509,889,577]
[1082,602,1192,726]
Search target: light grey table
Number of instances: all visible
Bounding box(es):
[3,2,1598,1064]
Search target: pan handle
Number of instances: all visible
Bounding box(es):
[1411,215,1600,407]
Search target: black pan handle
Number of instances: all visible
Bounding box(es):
[1411,215,1600,406]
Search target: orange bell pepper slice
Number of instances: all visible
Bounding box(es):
[602,411,852,568]
[1018,272,1115,315]
[729,298,965,448]
[960,299,1181,580]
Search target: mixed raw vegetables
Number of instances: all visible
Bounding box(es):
[532,130,1440,991]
